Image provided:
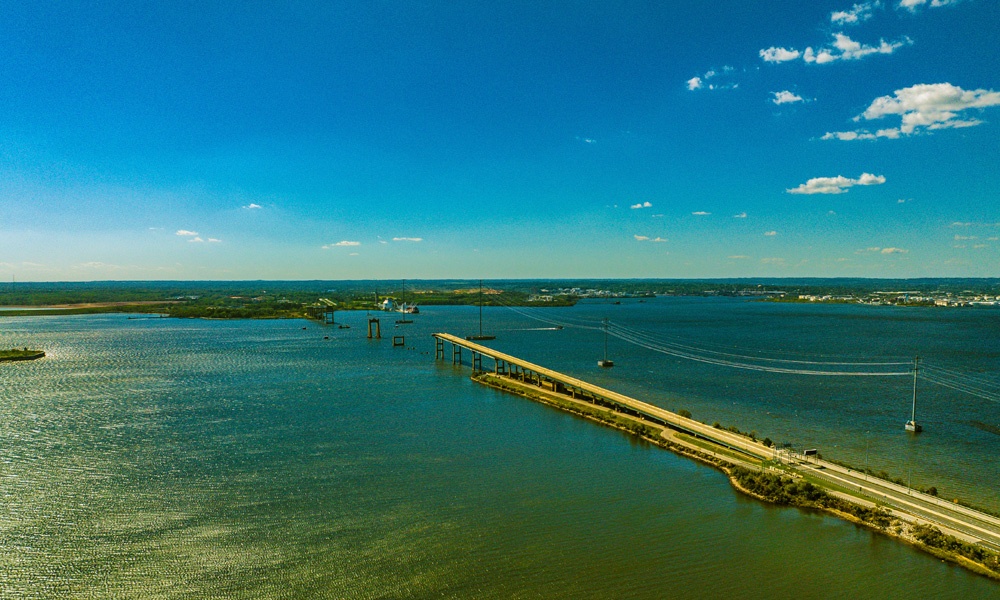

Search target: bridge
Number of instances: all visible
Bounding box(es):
[432,332,1000,552]
[434,332,772,458]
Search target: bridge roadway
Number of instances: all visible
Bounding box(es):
[433,332,1000,550]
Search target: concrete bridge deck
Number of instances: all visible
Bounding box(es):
[433,332,771,458]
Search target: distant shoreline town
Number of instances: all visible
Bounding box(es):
[1,278,998,319]
[766,291,1000,308]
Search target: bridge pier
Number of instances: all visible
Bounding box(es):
[473,352,482,372]
[452,344,462,365]
[435,338,444,360]
[367,318,381,339]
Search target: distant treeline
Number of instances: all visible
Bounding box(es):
[2,278,999,309]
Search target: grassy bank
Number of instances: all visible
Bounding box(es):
[0,349,45,362]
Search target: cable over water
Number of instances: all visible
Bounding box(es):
[495,298,1000,402]
[921,366,1000,404]
[495,298,912,376]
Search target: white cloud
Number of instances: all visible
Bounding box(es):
[243,203,262,209]
[772,91,804,105]
[822,131,870,141]
[821,128,901,140]
[322,241,361,249]
[734,212,747,218]
[761,257,786,265]
[856,173,885,185]
[692,211,711,216]
[825,83,1000,140]
[787,173,886,194]
[865,246,909,254]
[74,261,122,270]
[685,66,736,91]
[634,235,650,241]
[349,252,360,256]
[832,2,881,24]
[392,237,423,242]
[651,237,668,243]
[189,237,204,243]
[954,235,977,240]
[207,238,222,243]
[760,47,801,63]
[763,33,909,66]
[861,83,1000,134]
[898,0,959,11]
[576,136,597,144]
[630,201,653,209]
[764,230,778,236]
[728,255,751,259]
[176,230,198,236]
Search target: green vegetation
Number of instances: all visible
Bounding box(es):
[0,281,581,319]
[911,524,1000,576]
[474,373,661,440]
[3,278,999,319]
[0,349,44,362]
[712,421,764,445]
[729,466,897,530]
[674,433,761,466]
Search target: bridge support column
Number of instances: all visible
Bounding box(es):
[367,318,381,339]
[452,344,462,365]
[435,338,444,360]
[473,352,482,372]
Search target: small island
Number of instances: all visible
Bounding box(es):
[0,348,45,362]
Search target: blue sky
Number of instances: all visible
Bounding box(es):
[1,0,998,281]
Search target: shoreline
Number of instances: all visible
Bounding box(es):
[472,371,1000,583]
[0,350,45,362]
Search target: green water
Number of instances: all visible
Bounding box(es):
[1,302,998,598]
